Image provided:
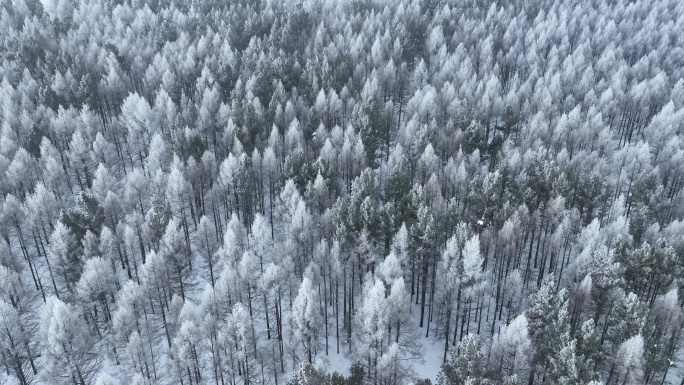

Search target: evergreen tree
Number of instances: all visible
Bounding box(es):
[437,335,493,385]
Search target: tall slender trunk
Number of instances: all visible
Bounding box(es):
[35,232,59,298]
[452,287,461,346]
[419,255,428,328]
[444,301,451,363]
[336,277,340,354]
[324,266,329,355]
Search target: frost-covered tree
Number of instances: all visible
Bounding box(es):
[222,302,259,385]
[0,300,37,385]
[48,220,81,295]
[76,257,117,333]
[166,161,194,252]
[290,265,322,365]
[354,275,387,382]
[94,372,120,385]
[438,335,493,385]
[159,219,193,300]
[642,288,682,383]
[437,232,463,361]
[458,234,485,340]
[1,0,684,383]
[526,276,574,384]
[488,314,531,380]
[170,300,204,385]
[195,215,220,287]
[608,335,645,385]
[40,296,100,385]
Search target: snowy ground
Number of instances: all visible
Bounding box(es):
[308,290,510,385]
[297,302,448,385]
[412,334,445,384]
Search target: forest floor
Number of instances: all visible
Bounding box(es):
[283,301,462,385]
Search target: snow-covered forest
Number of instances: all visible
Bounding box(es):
[1,0,684,384]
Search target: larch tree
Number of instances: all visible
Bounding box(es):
[170,300,204,385]
[608,335,645,385]
[642,288,682,383]
[0,300,38,385]
[121,93,153,168]
[111,280,159,380]
[40,296,100,385]
[290,265,322,366]
[437,231,464,361]
[48,221,82,296]
[222,302,259,385]
[166,160,195,253]
[195,215,220,287]
[75,256,118,336]
[459,234,485,340]
[159,219,193,301]
[354,275,387,383]
[488,314,531,380]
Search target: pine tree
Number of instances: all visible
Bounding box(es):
[437,335,493,385]
[526,275,574,384]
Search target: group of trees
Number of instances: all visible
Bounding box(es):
[0,0,683,384]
